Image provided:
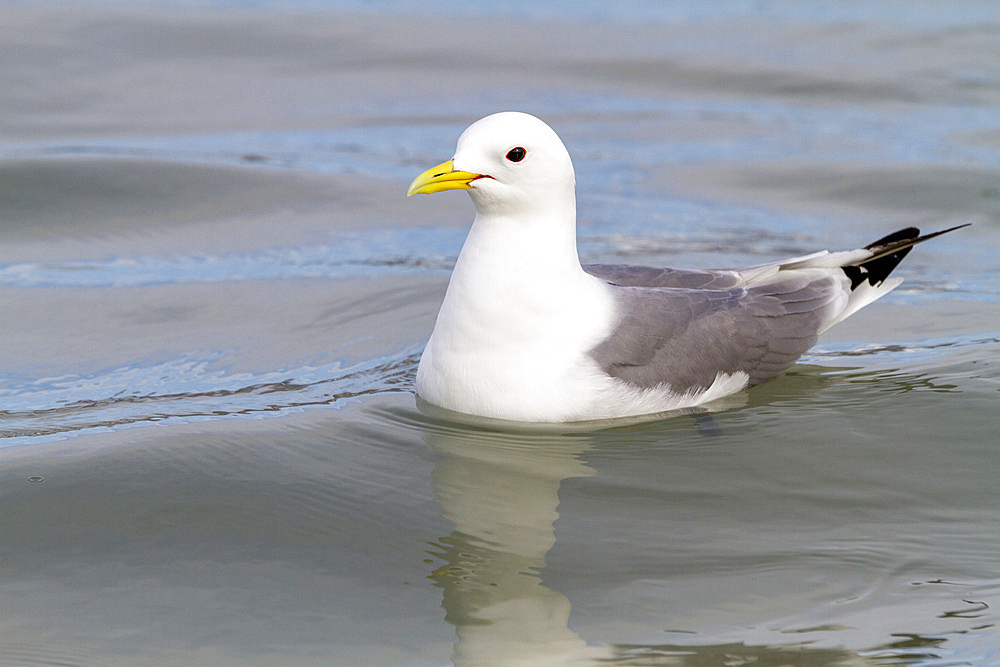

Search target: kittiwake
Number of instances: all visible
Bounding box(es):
[407,111,966,422]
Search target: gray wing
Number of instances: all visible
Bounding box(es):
[589,272,845,392]
[584,263,743,290]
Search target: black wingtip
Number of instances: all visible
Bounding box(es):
[864,226,920,250]
[866,223,972,252]
[845,223,970,289]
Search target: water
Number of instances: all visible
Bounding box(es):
[2,2,999,665]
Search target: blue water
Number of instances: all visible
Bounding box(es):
[2,2,999,664]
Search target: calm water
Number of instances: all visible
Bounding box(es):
[2,2,999,665]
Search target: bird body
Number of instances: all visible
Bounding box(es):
[408,112,965,422]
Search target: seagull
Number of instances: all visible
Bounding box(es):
[407,111,966,423]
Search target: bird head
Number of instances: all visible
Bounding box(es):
[407,112,576,219]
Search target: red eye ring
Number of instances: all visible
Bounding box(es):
[505,147,526,162]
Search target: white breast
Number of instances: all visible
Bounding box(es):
[416,263,618,422]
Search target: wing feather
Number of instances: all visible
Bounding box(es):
[586,225,968,394]
[590,274,844,392]
[584,264,742,289]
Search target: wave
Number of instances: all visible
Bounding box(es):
[0,349,420,446]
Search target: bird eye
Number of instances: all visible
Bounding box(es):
[505,147,526,162]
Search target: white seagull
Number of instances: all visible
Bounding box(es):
[407,111,966,423]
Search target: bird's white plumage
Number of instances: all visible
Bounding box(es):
[415,113,624,421]
[410,112,931,423]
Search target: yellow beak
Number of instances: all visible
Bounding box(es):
[406,160,484,197]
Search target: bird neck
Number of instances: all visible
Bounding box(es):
[460,203,583,281]
[420,172,607,373]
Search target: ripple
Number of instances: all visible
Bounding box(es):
[804,333,1000,365]
[0,642,103,667]
[0,350,420,446]
[0,229,461,288]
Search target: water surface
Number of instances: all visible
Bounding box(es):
[2,2,999,664]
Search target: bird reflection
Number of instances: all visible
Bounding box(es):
[422,417,612,665]
[414,359,942,664]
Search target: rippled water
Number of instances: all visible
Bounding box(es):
[2,2,999,665]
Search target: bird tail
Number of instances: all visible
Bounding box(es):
[843,223,970,289]
[814,223,969,332]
